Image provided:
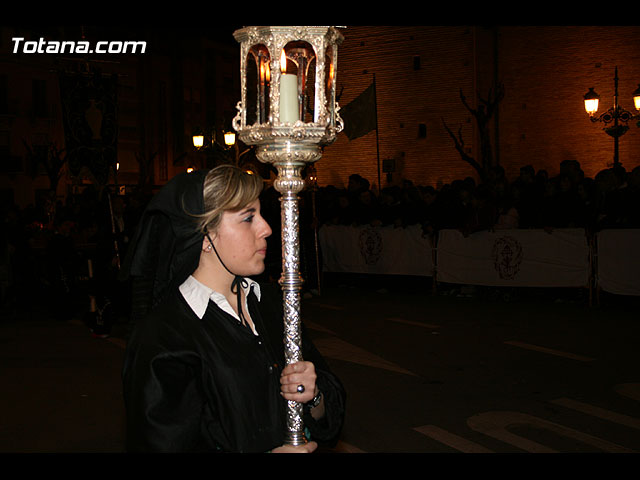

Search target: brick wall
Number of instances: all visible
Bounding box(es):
[320,25,476,190]
[497,26,640,181]
[318,26,640,190]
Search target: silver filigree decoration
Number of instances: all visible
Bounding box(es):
[232,25,344,447]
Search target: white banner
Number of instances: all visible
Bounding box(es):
[436,229,590,287]
[319,224,434,276]
[596,229,640,296]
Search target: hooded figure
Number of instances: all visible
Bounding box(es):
[120,166,346,453]
[119,170,208,324]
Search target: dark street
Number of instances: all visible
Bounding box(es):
[1,276,639,454]
[2,25,640,465]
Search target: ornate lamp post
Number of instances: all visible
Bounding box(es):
[584,66,640,169]
[232,26,344,446]
[192,125,244,169]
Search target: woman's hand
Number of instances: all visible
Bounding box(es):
[280,361,317,404]
[271,441,318,453]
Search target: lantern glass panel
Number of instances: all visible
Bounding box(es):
[305,57,316,123]
[280,41,315,124]
[325,46,335,126]
[246,44,271,126]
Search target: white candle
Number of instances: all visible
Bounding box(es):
[279,50,299,123]
[280,73,298,123]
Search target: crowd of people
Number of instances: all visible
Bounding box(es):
[308,161,640,236]
[0,184,148,327]
[1,159,639,321]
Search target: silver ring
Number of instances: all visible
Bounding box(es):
[296,384,305,394]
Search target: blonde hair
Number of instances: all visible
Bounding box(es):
[196,164,264,233]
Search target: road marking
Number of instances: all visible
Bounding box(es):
[413,425,493,453]
[313,337,417,376]
[467,411,634,453]
[615,383,640,402]
[550,397,640,430]
[504,340,595,362]
[388,318,440,329]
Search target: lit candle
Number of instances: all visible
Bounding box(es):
[329,61,335,124]
[328,62,334,90]
[279,50,299,123]
[259,55,268,122]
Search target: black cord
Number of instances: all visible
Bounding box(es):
[204,230,250,329]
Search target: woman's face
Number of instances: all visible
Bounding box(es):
[212,199,272,276]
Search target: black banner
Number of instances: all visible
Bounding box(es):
[59,71,118,185]
[340,82,377,141]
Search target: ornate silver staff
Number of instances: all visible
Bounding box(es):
[232,26,344,446]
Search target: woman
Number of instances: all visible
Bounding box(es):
[121,165,345,453]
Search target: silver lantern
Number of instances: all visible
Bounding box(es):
[232,25,344,446]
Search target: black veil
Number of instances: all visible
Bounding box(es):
[119,169,209,321]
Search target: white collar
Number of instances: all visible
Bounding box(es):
[179,275,261,322]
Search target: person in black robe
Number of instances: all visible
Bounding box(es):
[120,165,345,453]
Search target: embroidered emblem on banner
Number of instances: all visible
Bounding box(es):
[358,227,383,265]
[492,236,523,279]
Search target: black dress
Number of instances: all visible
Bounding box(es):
[122,282,346,453]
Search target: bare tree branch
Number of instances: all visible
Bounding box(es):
[441,118,483,175]
[444,83,505,180]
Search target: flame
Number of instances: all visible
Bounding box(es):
[329,62,334,88]
[280,49,287,74]
[260,57,271,84]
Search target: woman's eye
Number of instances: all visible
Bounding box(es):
[243,215,254,223]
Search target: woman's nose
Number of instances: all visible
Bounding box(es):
[259,216,272,238]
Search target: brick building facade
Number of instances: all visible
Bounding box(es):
[2,26,639,207]
[321,25,640,190]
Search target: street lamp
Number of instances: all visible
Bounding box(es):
[192,126,223,151]
[634,84,640,111]
[192,127,205,149]
[232,25,344,446]
[192,125,237,168]
[584,66,640,168]
[224,130,236,147]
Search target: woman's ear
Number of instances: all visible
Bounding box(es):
[202,235,213,252]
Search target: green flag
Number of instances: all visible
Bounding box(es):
[340,82,377,140]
